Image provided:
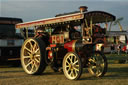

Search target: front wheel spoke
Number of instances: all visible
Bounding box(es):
[71,70,75,77]
[100,63,104,67]
[74,67,79,72]
[75,65,79,67]
[67,68,70,72]
[68,56,72,63]
[74,56,76,62]
[96,66,102,73]
[66,65,69,68]
[73,60,78,65]
[66,61,70,65]
[74,64,79,69]
[72,70,75,77]
[69,57,73,63]
[91,66,96,69]
[96,68,101,74]
[74,70,78,76]
[70,70,73,77]
[90,58,96,63]
[71,55,73,62]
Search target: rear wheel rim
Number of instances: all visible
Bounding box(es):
[21,39,41,74]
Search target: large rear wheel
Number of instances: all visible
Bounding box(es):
[63,52,82,80]
[21,38,46,75]
[88,51,107,77]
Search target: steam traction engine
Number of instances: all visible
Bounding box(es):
[16,6,116,80]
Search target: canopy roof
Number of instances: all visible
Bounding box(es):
[16,11,116,29]
[84,11,116,24]
[16,13,83,29]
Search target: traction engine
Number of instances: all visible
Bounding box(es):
[16,6,116,80]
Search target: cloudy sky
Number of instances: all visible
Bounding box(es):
[1,0,128,31]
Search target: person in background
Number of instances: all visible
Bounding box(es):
[117,44,121,55]
[122,45,126,53]
[126,42,128,54]
[111,44,115,54]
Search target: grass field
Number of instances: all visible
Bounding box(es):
[0,54,128,85]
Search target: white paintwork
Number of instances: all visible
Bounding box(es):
[119,35,126,44]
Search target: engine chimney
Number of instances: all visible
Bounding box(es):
[79,6,88,13]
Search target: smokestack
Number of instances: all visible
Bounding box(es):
[79,6,88,13]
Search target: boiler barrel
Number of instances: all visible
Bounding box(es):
[64,40,83,52]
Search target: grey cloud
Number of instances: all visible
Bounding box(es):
[1,0,128,31]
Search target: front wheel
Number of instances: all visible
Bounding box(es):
[21,38,46,75]
[88,51,108,77]
[63,52,82,80]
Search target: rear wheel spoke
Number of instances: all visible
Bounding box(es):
[33,43,37,51]
[25,47,32,53]
[21,38,46,74]
[34,54,40,57]
[35,58,40,63]
[35,48,39,54]
[23,56,30,59]
[29,41,33,50]
[25,61,32,68]
[30,63,35,72]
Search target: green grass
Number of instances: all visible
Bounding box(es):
[105,53,128,64]
[0,54,128,85]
